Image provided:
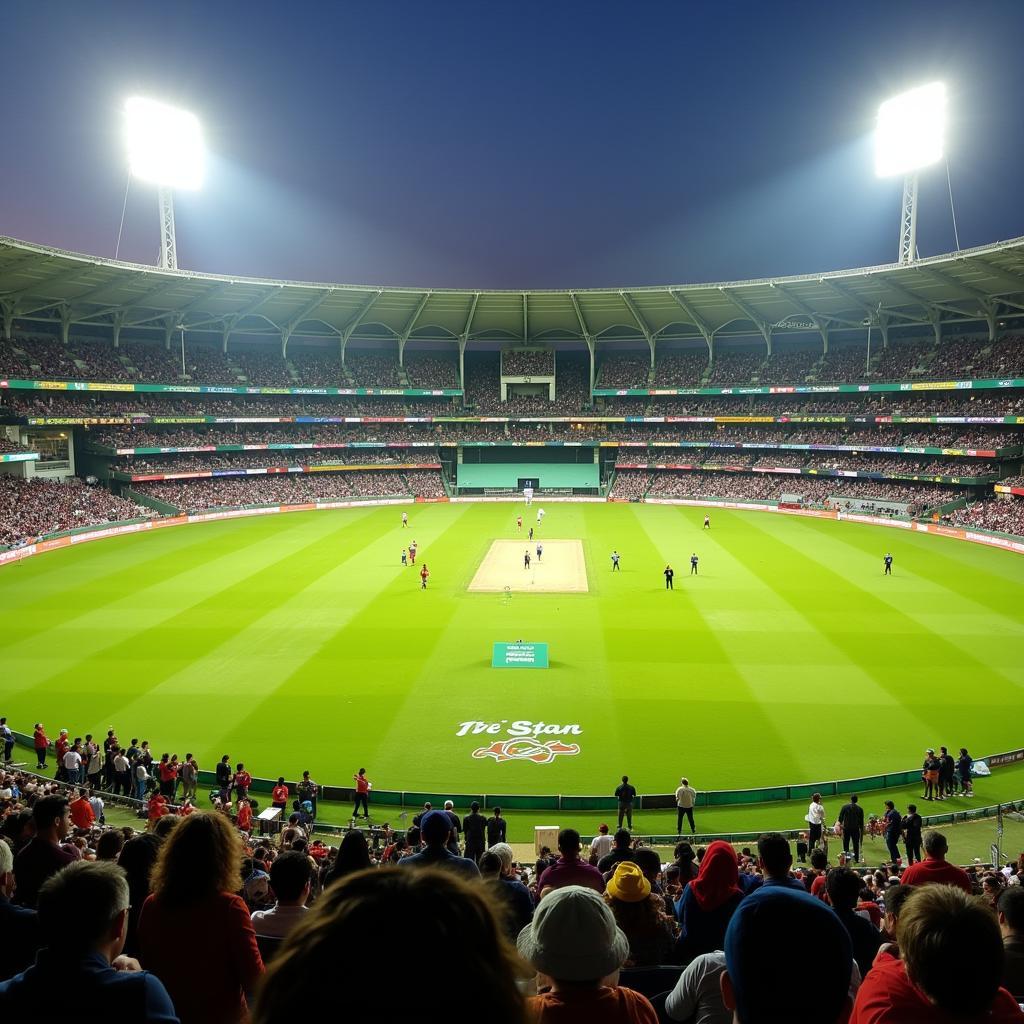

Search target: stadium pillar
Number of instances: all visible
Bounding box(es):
[458,335,468,390]
[111,312,123,349]
[280,326,291,358]
[0,300,12,342]
[985,309,998,344]
[59,305,71,346]
[584,336,595,397]
[819,323,830,354]
[163,318,174,352]
[222,323,231,354]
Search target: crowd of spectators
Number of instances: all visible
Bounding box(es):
[641,470,960,512]
[403,352,460,388]
[3,332,1021,392]
[3,751,1023,1024]
[132,470,443,512]
[0,437,33,455]
[113,449,440,475]
[943,496,1024,536]
[706,347,766,384]
[818,344,870,382]
[502,350,555,376]
[653,350,708,386]
[598,354,651,388]
[756,346,821,384]
[609,471,651,500]
[0,477,154,547]
[344,352,401,386]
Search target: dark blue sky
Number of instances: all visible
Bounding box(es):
[4,1,1023,289]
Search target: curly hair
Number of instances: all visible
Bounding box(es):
[253,867,528,1024]
[602,890,675,967]
[149,811,243,905]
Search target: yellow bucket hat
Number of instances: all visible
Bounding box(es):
[606,860,651,902]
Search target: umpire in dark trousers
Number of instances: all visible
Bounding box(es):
[837,793,865,862]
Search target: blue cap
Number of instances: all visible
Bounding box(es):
[724,887,852,1023]
[420,809,453,843]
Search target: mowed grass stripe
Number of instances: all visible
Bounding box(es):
[3,503,1021,794]
[369,503,622,792]
[108,507,462,766]
[738,514,1023,752]
[209,503,481,776]
[3,509,388,715]
[619,505,802,784]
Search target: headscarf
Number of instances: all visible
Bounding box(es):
[689,840,741,912]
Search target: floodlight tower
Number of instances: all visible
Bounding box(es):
[875,82,946,265]
[124,98,204,270]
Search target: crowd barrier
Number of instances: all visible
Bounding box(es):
[12,731,1022,812]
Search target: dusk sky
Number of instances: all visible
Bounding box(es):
[4,1,1024,290]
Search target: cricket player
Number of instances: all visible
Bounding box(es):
[704,514,710,529]
[537,507,545,525]
[611,550,621,571]
[664,565,674,590]
[409,542,417,564]
[420,563,429,589]
[402,511,409,528]
[690,552,699,575]
[401,549,407,566]
[884,552,893,575]
[536,543,543,562]
[517,515,522,531]
[524,550,531,569]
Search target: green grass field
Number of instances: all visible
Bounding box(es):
[3,502,1023,806]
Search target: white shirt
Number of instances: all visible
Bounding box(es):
[251,903,309,938]
[590,834,614,860]
[63,750,82,770]
[675,785,697,809]
[665,951,730,1024]
[806,801,826,826]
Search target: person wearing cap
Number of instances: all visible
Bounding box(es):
[603,861,675,966]
[397,810,480,879]
[590,823,614,863]
[517,885,658,1023]
[674,841,745,965]
[537,829,605,894]
[721,886,856,1024]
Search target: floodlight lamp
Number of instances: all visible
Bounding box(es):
[874,82,946,178]
[125,97,204,190]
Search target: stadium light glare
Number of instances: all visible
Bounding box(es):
[874,82,946,179]
[125,97,204,190]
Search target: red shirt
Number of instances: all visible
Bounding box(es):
[33,728,48,749]
[272,784,289,805]
[811,873,829,902]
[530,985,658,1024]
[159,761,178,782]
[69,797,95,830]
[148,796,168,821]
[237,803,252,830]
[899,856,973,894]
[56,737,69,760]
[234,771,252,791]
[139,891,264,1024]
[355,775,370,794]
[850,951,1023,1023]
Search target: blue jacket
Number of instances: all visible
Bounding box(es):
[0,950,178,1022]
[397,845,481,879]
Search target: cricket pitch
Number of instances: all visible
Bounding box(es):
[468,539,589,593]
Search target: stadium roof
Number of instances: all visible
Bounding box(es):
[2,234,1024,351]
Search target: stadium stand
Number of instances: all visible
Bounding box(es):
[0,477,153,547]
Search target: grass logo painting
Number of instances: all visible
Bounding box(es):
[457,720,582,764]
